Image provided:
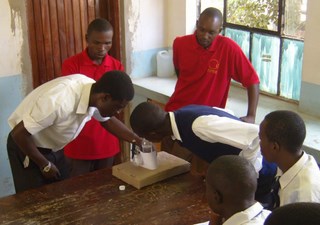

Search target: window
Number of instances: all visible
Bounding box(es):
[199,0,307,101]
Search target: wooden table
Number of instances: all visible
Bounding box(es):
[0,169,211,225]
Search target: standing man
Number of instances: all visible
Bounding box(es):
[164,7,260,171]
[166,7,259,123]
[61,18,124,176]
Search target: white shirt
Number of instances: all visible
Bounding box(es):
[223,202,271,225]
[169,112,262,174]
[194,202,270,225]
[277,152,320,206]
[8,74,109,151]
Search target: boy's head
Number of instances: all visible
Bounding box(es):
[86,18,114,62]
[130,102,168,142]
[91,70,134,117]
[259,110,306,163]
[206,155,257,219]
[264,202,320,225]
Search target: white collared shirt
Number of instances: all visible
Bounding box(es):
[169,111,262,174]
[277,152,320,206]
[194,202,270,225]
[223,202,271,225]
[8,74,109,151]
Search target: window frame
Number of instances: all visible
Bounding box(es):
[200,0,305,102]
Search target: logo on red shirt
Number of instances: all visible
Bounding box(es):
[208,58,219,74]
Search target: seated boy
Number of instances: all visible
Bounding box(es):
[259,110,320,209]
[197,155,271,225]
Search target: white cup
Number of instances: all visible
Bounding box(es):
[130,139,158,170]
[140,151,158,170]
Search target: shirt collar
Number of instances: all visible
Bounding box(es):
[76,83,93,115]
[169,112,181,141]
[223,202,264,225]
[278,151,308,189]
[192,32,219,52]
[81,48,111,67]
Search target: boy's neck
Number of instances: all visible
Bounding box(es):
[278,150,303,173]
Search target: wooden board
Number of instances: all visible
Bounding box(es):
[112,151,190,189]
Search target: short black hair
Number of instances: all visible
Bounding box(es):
[207,155,257,200]
[264,110,306,153]
[92,70,134,101]
[264,202,320,225]
[199,7,223,27]
[130,102,166,135]
[200,7,223,23]
[87,18,113,36]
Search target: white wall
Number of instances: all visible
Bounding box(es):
[0,0,32,92]
[298,0,320,116]
[0,0,23,77]
[302,0,320,85]
[122,0,198,77]
[123,0,166,77]
[166,0,188,46]
[0,0,32,197]
[125,0,165,51]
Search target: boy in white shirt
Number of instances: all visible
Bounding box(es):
[197,155,271,225]
[259,110,320,208]
[7,71,142,192]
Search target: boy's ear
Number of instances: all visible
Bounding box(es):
[208,187,223,204]
[85,34,89,43]
[273,141,281,153]
[103,93,112,101]
[214,189,223,204]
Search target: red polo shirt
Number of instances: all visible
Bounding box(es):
[61,49,124,159]
[165,34,259,112]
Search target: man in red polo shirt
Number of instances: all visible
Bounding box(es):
[61,18,124,176]
[163,7,260,174]
[166,7,259,124]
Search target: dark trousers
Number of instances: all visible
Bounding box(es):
[66,157,114,177]
[7,133,70,193]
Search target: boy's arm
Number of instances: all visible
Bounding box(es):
[10,121,60,179]
[193,115,259,149]
[240,83,259,123]
[193,115,263,173]
[101,117,142,146]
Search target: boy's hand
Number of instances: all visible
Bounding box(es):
[40,162,61,180]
